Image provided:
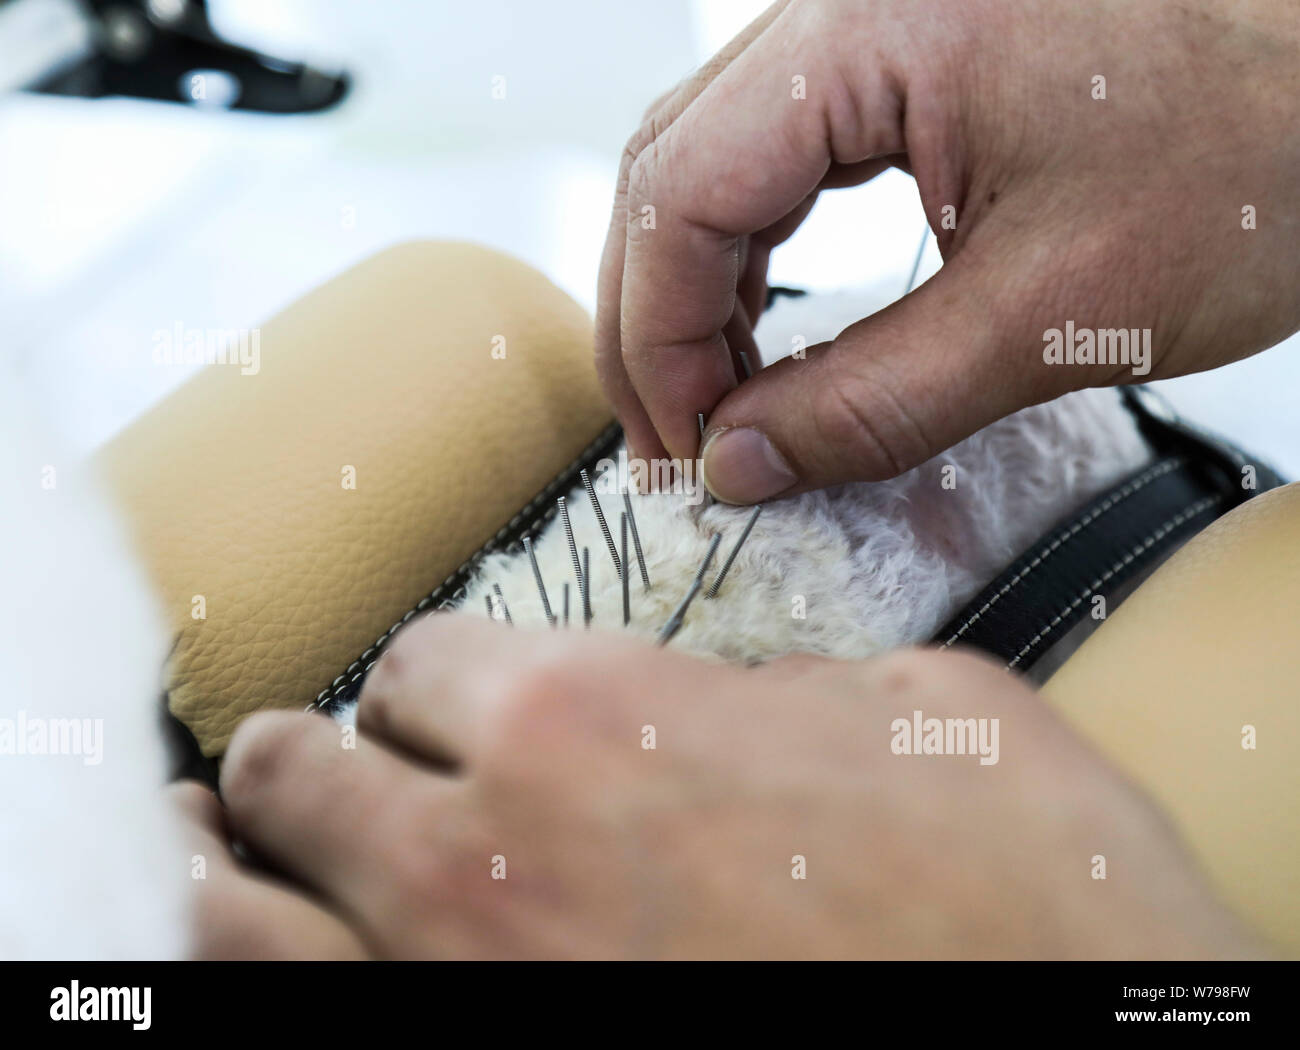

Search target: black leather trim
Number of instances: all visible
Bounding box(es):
[932,386,1287,671]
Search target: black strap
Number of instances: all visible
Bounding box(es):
[931,387,1287,671]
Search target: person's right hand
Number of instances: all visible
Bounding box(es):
[596,0,1300,503]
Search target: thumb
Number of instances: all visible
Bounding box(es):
[699,252,1071,502]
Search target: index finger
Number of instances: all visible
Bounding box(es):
[621,8,903,459]
[595,0,795,466]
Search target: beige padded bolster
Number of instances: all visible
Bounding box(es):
[1043,482,1300,954]
[99,241,611,756]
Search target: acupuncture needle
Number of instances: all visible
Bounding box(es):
[704,505,762,600]
[738,350,754,379]
[620,511,630,627]
[581,547,592,628]
[581,468,622,580]
[904,224,929,296]
[523,536,556,627]
[491,584,513,626]
[622,490,650,590]
[558,496,583,594]
[656,534,722,646]
[697,412,712,507]
[562,582,570,628]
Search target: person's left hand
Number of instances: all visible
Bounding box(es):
[172,615,1257,959]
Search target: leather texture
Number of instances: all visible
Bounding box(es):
[99,241,611,756]
[1044,482,1300,954]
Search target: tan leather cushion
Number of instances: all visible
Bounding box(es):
[1044,482,1300,954]
[99,241,611,756]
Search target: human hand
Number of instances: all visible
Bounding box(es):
[596,0,1300,502]
[178,618,1260,959]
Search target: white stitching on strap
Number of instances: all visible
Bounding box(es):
[939,457,1184,649]
[1003,493,1222,670]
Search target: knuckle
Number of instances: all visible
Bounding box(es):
[623,94,676,169]
[357,616,435,715]
[371,617,429,684]
[356,656,403,733]
[481,655,595,774]
[625,138,661,209]
[354,680,393,736]
[869,648,945,696]
[506,656,589,725]
[813,361,925,479]
[619,121,657,195]
[870,646,1005,700]
[640,85,677,122]
[815,371,905,478]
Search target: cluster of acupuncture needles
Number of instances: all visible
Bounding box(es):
[486,348,762,647]
[482,234,933,644]
[487,478,762,645]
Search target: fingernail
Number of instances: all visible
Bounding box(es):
[700,427,797,504]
